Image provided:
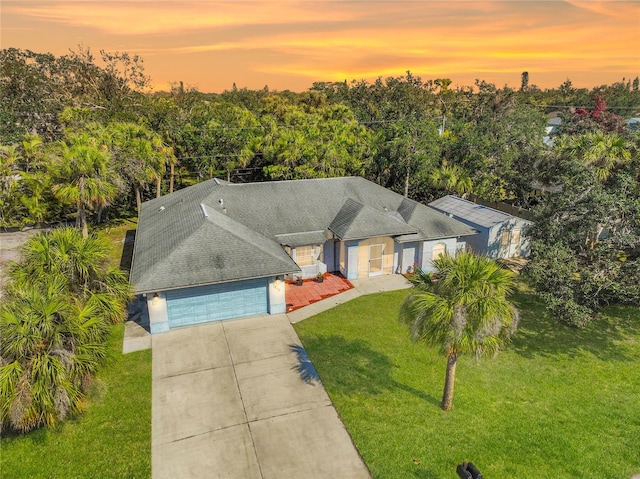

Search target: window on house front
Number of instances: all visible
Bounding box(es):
[295,245,317,267]
[432,242,447,260]
[501,231,510,246]
[511,229,521,244]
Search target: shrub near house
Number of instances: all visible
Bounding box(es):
[0,228,131,433]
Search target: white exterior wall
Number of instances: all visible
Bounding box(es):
[463,228,490,256]
[291,244,327,279]
[147,292,169,334]
[487,218,532,259]
[323,240,337,272]
[421,237,459,272]
[400,243,418,274]
[268,276,286,314]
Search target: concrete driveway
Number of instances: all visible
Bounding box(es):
[152,313,371,479]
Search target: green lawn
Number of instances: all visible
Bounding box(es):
[97,217,138,269]
[294,287,640,479]
[0,323,152,479]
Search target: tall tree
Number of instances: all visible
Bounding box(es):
[400,252,519,410]
[260,97,376,180]
[442,82,546,205]
[205,101,260,181]
[50,133,118,237]
[520,71,529,91]
[107,122,172,213]
[525,146,640,326]
[381,119,440,198]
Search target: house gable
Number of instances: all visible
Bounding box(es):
[328,198,418,240]
[131,202,299,294]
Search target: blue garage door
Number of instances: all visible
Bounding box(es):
[166,279,268,328]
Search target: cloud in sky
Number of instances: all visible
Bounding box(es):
[3,1,639,92]
[8,1,359,35]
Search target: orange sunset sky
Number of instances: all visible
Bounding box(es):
[2,1,639,93]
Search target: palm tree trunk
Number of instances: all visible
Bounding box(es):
[442,351,457,411]
[78,176,88,238]
[227,169,231,182]
[78,204,88,239]
[156,176,161,198]
[169,163,175,194]
[135,185,142,215]
[404,169,410,198]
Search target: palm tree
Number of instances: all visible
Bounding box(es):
[20,133,43,173]
[0,277,109,432]
[18,171,50,227]
[11,228,127,301]
[561,132,632,182]
[400,251,519,410]
[84,266,132,324]
[1,228,132,433]
[108,122,172,213]
[51,134,118,238]
[0,144,22,226]
[429,161,473,197]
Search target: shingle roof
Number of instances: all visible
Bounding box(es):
[275,231,327,247]
[394,204,477,243]
[429,195,517,228]
[130,177,477,293]
[130,199,300,294]
[329,198,418,240]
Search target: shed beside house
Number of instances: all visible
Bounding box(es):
[429,195,532,259]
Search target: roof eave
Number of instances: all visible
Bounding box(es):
[395,230,479,243]
[133,267,301,295]
[331,229,419,242]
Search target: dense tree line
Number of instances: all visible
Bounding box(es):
[2,46,639,327]
[524,104,640,326]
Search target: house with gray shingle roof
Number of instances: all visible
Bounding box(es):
[429,195,532,259]
[130,177,476,332]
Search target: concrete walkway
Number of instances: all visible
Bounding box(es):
[152,314,371,479]
[287,274,411,323]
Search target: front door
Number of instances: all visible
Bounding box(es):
[369,244,384,276]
